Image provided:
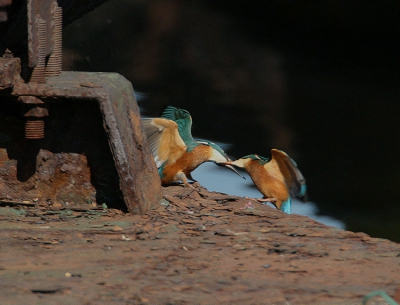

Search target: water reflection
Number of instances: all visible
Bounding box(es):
[192,162,345,229]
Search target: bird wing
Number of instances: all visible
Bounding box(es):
[141,118,187,168]
[270,149,307,201]
[159,106,181,121]
[160,106,195,145]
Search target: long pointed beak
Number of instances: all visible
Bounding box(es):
[218,162,246,179]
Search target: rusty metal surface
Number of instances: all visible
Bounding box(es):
[17,95,43,104]
[0,57,22,89]
[11,71,163,213]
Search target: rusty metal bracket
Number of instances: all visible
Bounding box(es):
[11,71,162,213]
[0,0,162,213]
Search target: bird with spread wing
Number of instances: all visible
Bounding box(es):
[141,106,244,187]
[224,149,307,214]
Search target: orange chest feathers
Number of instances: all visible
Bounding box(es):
[245,160,289,201]
[162,145,211,182]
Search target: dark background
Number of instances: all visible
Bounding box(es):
[62,0,400,241]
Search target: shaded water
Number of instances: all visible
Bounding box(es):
[63,1,400,242]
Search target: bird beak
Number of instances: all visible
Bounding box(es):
[217,162,246,179]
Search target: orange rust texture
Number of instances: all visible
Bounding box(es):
[0,148,95,204]
[0,100,124,208]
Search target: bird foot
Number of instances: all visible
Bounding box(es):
[239,201,255,210]
[257,198,276,203]
[244,196,275,203]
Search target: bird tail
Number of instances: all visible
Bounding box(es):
[280,198,291,214]
[298,184,308,202]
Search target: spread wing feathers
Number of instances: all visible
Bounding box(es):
[160,106,195,145]
[141,118,187,168]
[270,149,308,201]
[160,106,185,121]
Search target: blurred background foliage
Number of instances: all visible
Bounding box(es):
[63,0,400,241]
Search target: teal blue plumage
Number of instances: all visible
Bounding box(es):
[280,199,292,214]
[160,106,196,150]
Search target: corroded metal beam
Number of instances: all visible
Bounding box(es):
[12,71,163,213]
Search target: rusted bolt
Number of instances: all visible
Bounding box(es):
[18,96,49,139]
[45,4,63,77]
[25,120,45,139]
[30,18,47,83]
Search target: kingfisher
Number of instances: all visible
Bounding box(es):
[141,106,244,187]
[224,149,307,214]
[159,106,195,146]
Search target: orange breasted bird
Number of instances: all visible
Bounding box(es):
[225,149,307,214]
[141,106,244,186]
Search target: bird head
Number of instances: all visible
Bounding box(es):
[224,154,269,168]
[196,140,245,179]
